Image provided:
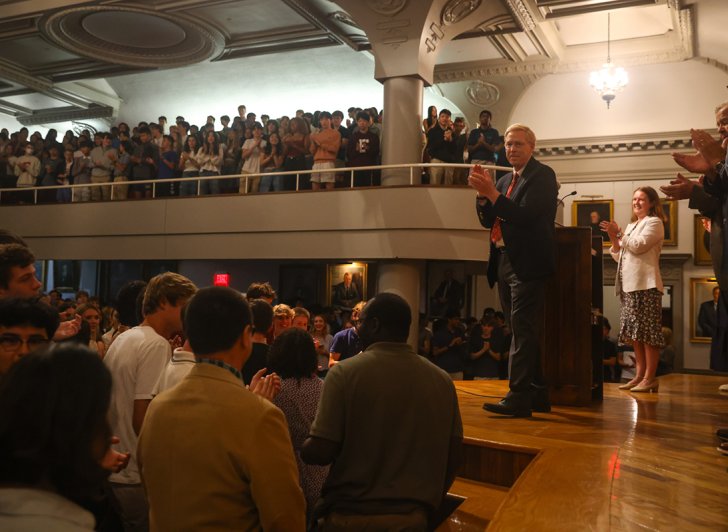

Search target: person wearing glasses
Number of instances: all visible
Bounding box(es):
[0,297,57,377]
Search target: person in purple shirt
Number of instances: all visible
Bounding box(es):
[328,301,365,368]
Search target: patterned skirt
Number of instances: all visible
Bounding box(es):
[619,288,665,347]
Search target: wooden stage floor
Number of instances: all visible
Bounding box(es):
[445,374,728,531]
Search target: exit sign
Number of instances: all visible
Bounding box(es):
[214,273,230,287]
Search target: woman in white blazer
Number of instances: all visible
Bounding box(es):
[601,186,665,393]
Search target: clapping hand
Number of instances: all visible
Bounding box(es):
[691,129,727,167]
[599,220,620,239]
[101,436,131,473]
[659,173,696,200]
[468,164,497,201]
[248,368,281,402]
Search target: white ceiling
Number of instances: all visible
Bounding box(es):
[0,0,724,131]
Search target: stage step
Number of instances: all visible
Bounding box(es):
[437,478,509,531]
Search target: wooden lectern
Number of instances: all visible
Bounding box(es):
[541,227,594,406]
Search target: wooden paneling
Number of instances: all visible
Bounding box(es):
[543,227,593,405]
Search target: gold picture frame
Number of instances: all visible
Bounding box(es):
[572,199,614,247]
[662,199,677,246]
[326,262,368,308]
[690,277,719,343]
[694,215,712,266]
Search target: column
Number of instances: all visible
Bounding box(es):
[376,260,424,349]
[381,76,424,186]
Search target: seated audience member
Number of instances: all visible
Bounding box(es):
[329,301,365,367]
[268,328,328,521]
[139,287,305,531]
[469,321,504,380]
[243,298,274,385]
[311,313,334,373]
[0,243,42,298]
[302,293,463,530]
[346,111,380,187]
[0,297,57,376]
[292,306,310,330]
[245,281,276,304]
[432,308,466,380]
[602,318,621,383]
[273,303,294,339]
[0,344,113,530]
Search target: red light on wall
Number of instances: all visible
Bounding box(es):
[214,273,230,287]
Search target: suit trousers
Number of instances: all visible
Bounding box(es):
[496,251,546,396]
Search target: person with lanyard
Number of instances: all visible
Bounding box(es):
[138,287,305,531]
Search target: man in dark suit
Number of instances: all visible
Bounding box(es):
[333,272,360,310]
[430,269,464,317]
[698,286,720,337]
[469,123,558,417]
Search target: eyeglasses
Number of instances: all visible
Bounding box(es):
[0,334,50,353]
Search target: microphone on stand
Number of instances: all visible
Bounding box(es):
[557,190,577,206]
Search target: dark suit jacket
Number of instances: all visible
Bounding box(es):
[698,299,718,337]
[475,156,558,287]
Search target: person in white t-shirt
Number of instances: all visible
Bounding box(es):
[239,123,267,194]
[104,272,197,532]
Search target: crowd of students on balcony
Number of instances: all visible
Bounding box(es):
[0,105,385,203]
[0,104,507,203]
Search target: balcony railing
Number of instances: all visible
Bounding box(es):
[1,162,510,205]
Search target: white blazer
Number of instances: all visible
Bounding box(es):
[610,216,664,295]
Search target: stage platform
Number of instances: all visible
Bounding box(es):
[440,374,728,531]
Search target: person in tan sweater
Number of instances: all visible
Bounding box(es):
[309,111,341,191]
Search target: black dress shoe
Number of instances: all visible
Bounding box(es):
[530,386,551,413]
[483,398,532,417]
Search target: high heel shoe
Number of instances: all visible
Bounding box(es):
[618,376,644,390]
[631,379,659,393]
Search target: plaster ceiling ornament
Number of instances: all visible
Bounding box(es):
[329,10,361,29]
[504,0,536,31]
[465,80,500,106]
[367,0,408,17]
[40,6,225,69]
[441,0,482,26]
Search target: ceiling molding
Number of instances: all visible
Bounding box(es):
[16,104,114,126]
[39,5,226,68]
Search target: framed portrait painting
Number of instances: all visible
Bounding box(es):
[572,199,614,247]
[690,277,720,343]
[694,215,712,266]
[661,199,677,246]
[326,263,368,308]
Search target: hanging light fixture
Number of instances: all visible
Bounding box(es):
[589,13,628,109]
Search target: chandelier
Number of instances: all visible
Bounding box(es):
[589,13,628,109]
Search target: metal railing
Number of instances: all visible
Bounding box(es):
[0,162,512,205]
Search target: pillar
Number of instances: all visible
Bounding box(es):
[376,260,424,349]
[381,76,424,186]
